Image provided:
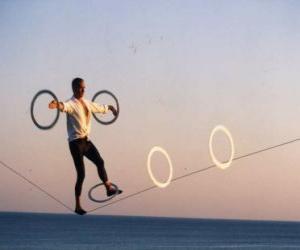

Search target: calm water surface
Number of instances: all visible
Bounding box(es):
[1,212,300,249]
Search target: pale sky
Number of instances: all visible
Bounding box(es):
[1,0,300,221]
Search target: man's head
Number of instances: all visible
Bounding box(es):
[72,78,85,99]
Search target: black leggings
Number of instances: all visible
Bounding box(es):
[69,138,108,197]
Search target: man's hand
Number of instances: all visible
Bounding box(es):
[49,100,59,109]
[108,105,118,116]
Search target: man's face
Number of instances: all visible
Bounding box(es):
[74,81,86,99]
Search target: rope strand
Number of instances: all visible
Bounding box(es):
[0,160,73,212]
[87,137,300,213]
[1,137,300,214]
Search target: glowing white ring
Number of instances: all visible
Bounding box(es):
[209,125,235,170]
[147,146,173,188]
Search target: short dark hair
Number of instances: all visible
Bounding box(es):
[72,78,83,91]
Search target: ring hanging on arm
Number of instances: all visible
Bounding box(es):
[30,89,60,130]
[92,90,119,125]
[88,183,119,203]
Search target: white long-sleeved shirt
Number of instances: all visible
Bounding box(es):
[61,96,109,142]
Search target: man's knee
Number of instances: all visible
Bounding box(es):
[97,158,104,167]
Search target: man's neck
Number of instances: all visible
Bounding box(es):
[74,95,83,101]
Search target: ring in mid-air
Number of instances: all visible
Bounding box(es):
[209,125,235,170]
[147,146,173,188]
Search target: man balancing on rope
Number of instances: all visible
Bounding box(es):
[48,77,122,215]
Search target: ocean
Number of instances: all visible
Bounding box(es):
[1,212,300,249]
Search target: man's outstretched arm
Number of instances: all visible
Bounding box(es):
[89,102,117,117]
[48,100,64,111]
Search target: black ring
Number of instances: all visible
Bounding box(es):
[92,90,119,125]
[88,183,119,203]
[30,89,60,130]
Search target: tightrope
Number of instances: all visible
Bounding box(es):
[1,137,300,214]
[87,137,300,213]
[0,160,73,212]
